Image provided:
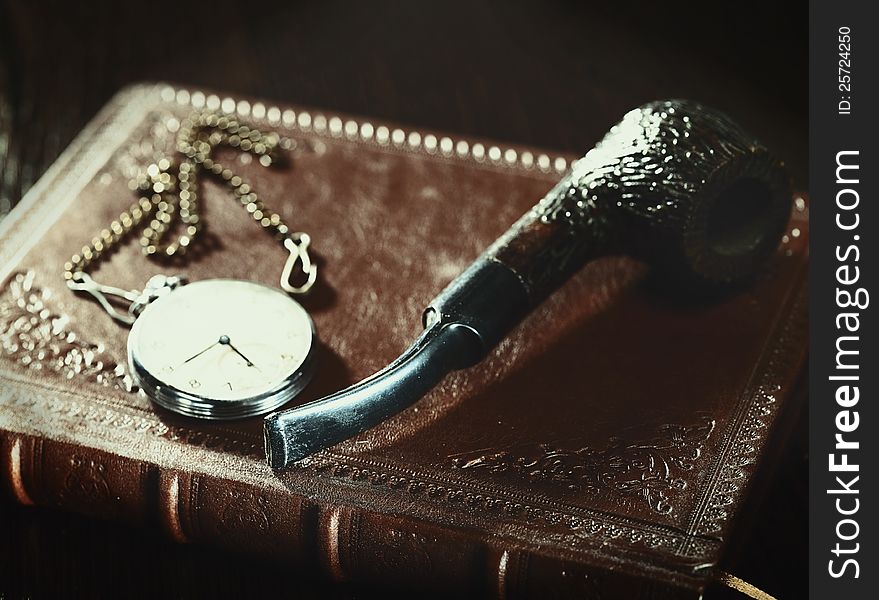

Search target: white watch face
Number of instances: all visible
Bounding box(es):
[128,279,315,419]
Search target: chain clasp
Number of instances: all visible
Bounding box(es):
[68,272,186,326]
[281,233,317,295]
[67,272,141,326]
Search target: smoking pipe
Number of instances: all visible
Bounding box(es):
[264,99,792,468]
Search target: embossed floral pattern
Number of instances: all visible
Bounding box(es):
[453,418,715,515]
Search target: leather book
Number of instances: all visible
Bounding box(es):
[0,84,808,598]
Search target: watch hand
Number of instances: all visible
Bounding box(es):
[227,342,257,369]
[181,340,219,366]
[217,335,258,369]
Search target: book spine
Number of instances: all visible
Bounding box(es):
[0,430,691,598]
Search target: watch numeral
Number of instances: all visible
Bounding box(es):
[226,382,233,391]
[189,379,201,388]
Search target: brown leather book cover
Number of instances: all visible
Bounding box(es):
[0,84,808,598]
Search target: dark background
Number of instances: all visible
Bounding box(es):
[0,1,807,597]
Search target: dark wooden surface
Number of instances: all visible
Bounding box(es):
[0,1,807,597]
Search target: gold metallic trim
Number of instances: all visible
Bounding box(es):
[718,571,778,600]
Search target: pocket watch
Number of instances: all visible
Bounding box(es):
[65,111,319,420]
[128,278,316,419]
